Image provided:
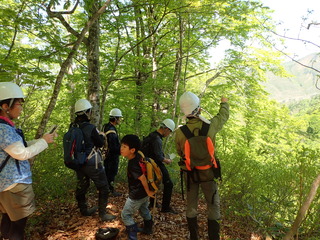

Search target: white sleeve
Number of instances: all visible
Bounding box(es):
[27,139,38,146]
[4,139,48,161]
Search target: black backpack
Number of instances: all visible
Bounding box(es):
[63,123,89,170]
[141,134,154,158]
[95,227,119,240]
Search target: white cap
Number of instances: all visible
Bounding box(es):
[75,99,92,114]
[179,91,200,116]
[179,91,211,124]
[162,119,175,131]
[109,108,122,117]
[0,82,25,101]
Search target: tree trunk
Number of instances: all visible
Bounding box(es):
[172,14,184,120]
[133,3,150,135]
[283,174,320,240]
[36,0,111,138]
[86,1,101,128]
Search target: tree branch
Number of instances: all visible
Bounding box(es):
[4,2,26,60]
[307,22,320,30]
[36,0,112,138]
[46,0,88,45]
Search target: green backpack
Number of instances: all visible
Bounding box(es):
[179,122,221,183]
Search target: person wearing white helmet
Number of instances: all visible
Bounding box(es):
[72,99,116,222]
[141,118,177,214]
[175,91,229,240]
[102,108,123,197]
[0,82,55,240]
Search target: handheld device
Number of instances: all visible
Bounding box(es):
[49,125,58,134]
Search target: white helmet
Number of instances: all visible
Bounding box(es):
[162,119,175,131]
[179,91,200,116]
[0,82,25,101]
[109,108,122,117]
[75,99,92,114]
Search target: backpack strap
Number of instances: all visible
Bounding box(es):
[199,122,210,136]
[0,155,11,173]
[180,122,210,139]
[105,130,116,135]
[0,119,25,175]
[180,125,194,139]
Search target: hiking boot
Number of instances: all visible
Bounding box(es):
[141,218,153,235]
[126,223,138,240]
[80,206,98,216]
[110,191,122,197]
[160,206,178,214]
[100,213,116,222]
[187,217,199,240]
[208,219,220,240]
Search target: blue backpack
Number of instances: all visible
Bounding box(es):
[63,123,89,170]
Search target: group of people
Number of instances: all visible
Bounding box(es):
[0,81,229,240]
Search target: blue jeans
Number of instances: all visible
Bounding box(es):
[121,196,151,226]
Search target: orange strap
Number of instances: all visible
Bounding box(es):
[184,137,218,170]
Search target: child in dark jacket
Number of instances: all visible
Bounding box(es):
[120,134,155,239]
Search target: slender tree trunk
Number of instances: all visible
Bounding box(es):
[148,4,160,129]
[36,0,111,138]
[86,1,101,128]
[172,14,184,119]
[283,174,320,240]
[133,3,150,135]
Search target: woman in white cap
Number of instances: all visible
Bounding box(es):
[0,82,55,240]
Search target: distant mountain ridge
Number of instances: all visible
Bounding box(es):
[264,53,320,103]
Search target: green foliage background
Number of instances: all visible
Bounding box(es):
[1,0,320,238]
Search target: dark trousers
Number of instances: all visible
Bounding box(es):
[150,163,173,210]
[0,213,27,240]
[75,163,110,211]
[104,155,119,190]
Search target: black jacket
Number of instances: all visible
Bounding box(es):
[103,122,120,158]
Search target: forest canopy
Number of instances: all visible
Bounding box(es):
[0,0,319,239]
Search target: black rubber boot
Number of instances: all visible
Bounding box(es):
[80,206,98,216]
[0,213,10,239]
[109,182,122,197]
[77,195,97,216]
[98,188,116,221]
[141,218,153,235]
[126,223,138,240]
[187,217,198,240]
[208,219,220,240]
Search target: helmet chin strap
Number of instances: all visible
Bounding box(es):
[201,108,213,119]
[85,109,92,119]
[8,99,14,108]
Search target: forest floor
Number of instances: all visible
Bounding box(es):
[27,184,264,240]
